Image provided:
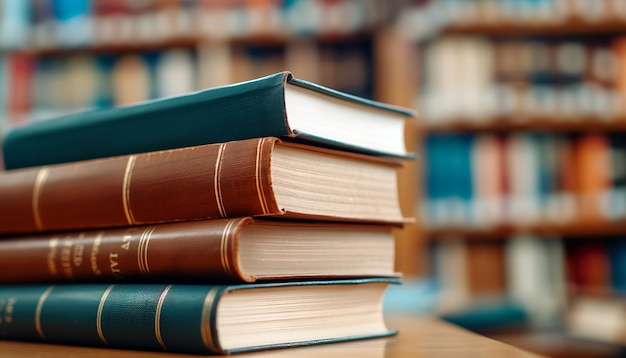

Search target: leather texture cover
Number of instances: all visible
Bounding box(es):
[0,137,278,234]
[0,137,403,235]
[0,218,252,284]
[0,218,397,284]
[3,71,413,170]
[0,279,399,354]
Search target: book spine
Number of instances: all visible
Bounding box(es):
[0,284,225,354]
[0,137,280,234]
[0,218,252,284]
[2,72,290,169]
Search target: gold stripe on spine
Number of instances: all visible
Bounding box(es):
[214,143,227,218]
[32,167,50,231]
[122,155,137,225]
[154,285,173,351]
[35,285,55,340]
[200,287,220,353]
[255,138,269,215]
[137,226,157,275]
[96,285,115,345]
[220,220,237,277]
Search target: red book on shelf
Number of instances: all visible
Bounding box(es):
[6,53,34,125]
[566,241,611,296]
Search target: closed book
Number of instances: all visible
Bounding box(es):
[0,218,397,284]
[576,134,611,222]
[609,239,626,294]
[6,52,34,125]
[506,235,566,329]
[110,54,151,107]
[566,240,611,296]
[2,71,413,170]
[465,240,506,300]
[0,279,398,354]
[0,137,405,235]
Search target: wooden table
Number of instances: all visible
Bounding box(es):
[0,315,543,357]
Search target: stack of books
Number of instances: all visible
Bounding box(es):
[0,72,415,354]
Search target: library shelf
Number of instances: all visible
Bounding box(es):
[443,20,626,37]
[425,220,626,241]
[9,32,375,57]
[424,117,626,134]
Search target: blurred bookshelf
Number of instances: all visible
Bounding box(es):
[425,116,626,133]
[427,221,626,241]
[398,0,626,357]
[443,21,626,37]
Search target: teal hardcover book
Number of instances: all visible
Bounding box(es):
[2,71,414,170]
[0,278,398,354]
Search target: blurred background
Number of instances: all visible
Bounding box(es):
[2,0,626,356]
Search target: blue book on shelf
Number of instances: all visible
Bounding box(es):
[425,135,447,224]
[536,134,555,209]
[609,238,626,295]
[446,134,474,225]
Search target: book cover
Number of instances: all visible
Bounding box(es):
[471,134,505,227]
[6,53,35,125]
[3,71,414,170]
[0,278,399,354]
[506,134,541,225]
[0,56,6,126]
[0,137,405,234]
[608,238,626,295]
[466,240,506,300]
[566,240,611,296]
[576,134,611,223]
[0,217,397,284]
[609,136,626,221]
[110,54,152,107]
[154,49,197,99]
[506,234,566,329]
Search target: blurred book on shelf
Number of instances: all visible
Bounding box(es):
[422,132,626,230]
[418,36,626,128]
[431,235,565,328]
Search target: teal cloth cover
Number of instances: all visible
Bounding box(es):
[0,278,399,354]
[2,72,412,169]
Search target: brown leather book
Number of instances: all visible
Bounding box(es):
[0,137,405,235]
[466,240,506,299]
[0,218,397,284]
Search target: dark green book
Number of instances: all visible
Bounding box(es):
[0,278,398,354]
[3,71,414,170]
